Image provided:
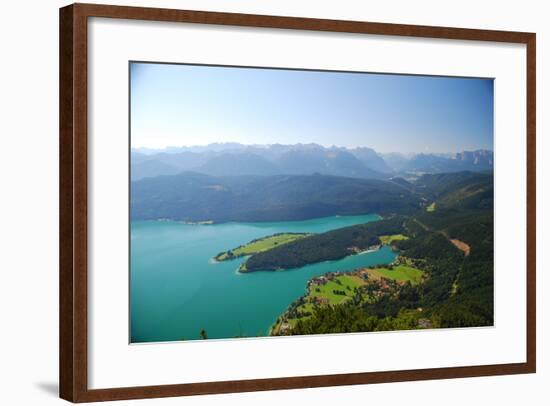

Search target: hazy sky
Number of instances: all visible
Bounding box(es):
[130,62,493,154]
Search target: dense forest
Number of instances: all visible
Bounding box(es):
[131,170,492,224]
[130,172,422,222]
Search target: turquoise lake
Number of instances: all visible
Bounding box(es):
[130,214,397,342]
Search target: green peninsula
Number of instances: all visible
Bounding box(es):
[239,217,405,272]
[213,232,312,262]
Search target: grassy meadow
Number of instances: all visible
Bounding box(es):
[215,232,311,261]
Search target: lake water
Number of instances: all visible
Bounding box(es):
[130,214,397,342]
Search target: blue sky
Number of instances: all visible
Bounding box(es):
[130,62,493,154]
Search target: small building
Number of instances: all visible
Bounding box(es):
[418,318,433,329]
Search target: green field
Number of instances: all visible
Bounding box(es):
[366,265,424,285]
[426,202,436,212]
[279,274,366,330]
[215,232,312,261]
[309,275,365,305]
[379,234,409,245]
[275,265,424,333]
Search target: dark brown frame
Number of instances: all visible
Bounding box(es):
[60,3,536,402]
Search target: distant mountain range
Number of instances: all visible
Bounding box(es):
[131,143,493,181]
[382,149,493,174]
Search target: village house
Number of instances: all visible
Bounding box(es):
[278,321,291,334]
[418,318,433,329]
[310,276,327,286]
[311,296,329,305]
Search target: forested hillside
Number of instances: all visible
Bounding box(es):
[131,170,492,224]
[131,172,421,222]
[272,172,494,334]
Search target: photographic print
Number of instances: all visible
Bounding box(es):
[129,62,494,343]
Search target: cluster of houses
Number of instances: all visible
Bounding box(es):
[354,268,371,281]
[377,278,393,291]
[277,321,291,335]
[309,275,328,287]
[307,271,342,288]
[276,264,415,334]
[307,267,404,298]
[277,276,425,337]
[310,296,329,305]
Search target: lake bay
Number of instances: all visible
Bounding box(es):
[130,214,397,342]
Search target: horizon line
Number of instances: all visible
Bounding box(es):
[130,142,494,155]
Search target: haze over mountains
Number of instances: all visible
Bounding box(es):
[131,143,493,181]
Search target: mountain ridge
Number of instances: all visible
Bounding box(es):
[131,143,493,181]
[130,171,422,222]
[130,170,492,223]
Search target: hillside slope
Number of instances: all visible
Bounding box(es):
[131,172,421,222]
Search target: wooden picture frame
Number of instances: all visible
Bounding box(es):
[59,3,536,402]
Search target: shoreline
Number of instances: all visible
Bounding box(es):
[133,213,382,227]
